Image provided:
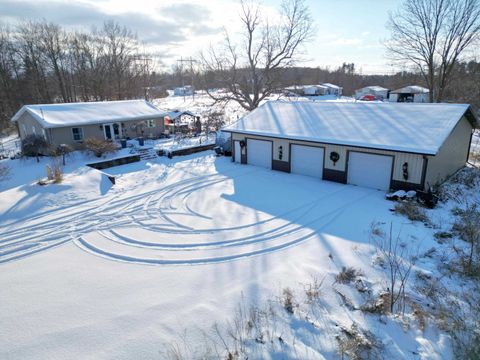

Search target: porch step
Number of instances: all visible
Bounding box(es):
[137,147,158,160]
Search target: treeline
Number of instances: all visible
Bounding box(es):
[0,20,154,132]
[2,20,479,133]
[158,61,480,111]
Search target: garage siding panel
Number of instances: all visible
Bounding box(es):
[425,116,473,186]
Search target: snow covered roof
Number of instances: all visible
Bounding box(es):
[391,85,429,94]
[222,101,476,155]
[322,83,342,89]
[11,100,166,128]
[357,86,389,92]
[166,110,197,120]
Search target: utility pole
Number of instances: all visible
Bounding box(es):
[133,53,152,100]
[177,57,198,101]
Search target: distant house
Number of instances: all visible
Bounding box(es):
[285,84,333,97]
[11,100,167,149]
[355,86,389,100]
[321,83,343,96]
[173,86,195,96]
[223,101,477,191]
[164,110,200,134]
[389,85,430,103]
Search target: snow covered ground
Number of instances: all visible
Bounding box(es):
[1,148,478,359]
[154,91,248,126]
[153,91,354,128]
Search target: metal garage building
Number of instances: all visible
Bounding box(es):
[223,101,477,191]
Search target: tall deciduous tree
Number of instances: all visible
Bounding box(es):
[386,0,480,102]
[201,0,313,111]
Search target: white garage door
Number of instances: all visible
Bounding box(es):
[290,145,324,178]
[348,152,393,191]
[247,139,272,169]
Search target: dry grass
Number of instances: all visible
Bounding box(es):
[336,323,382,360]
[282,287,295,314]
[335,266,363,284]
[394,201,429,222]
[303,276,325,304]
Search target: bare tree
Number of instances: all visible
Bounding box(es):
[201,0,313,111]
[386,0,480,102]
[38,22,71,103]
[370,222,416,314]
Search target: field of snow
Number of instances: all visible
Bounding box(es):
[1,148,477,359]
[153,91,248,126]
[152,91,353,128]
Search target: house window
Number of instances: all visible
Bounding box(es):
[72,127,84,141]
[146,119,156,128]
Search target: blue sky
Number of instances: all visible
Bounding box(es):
[0,0,402,74]
[299,0,401,73]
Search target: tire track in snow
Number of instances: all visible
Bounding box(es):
[0,157,376,265]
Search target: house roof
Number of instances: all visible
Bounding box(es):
[165,110,197,120]
[11,100,166,128]
[222,101,476,155]
[391,85,429,94]
[357,86,389,92]
[322,83,342,90]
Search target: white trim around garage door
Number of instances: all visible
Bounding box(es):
[234,140,241,163]
[246,138,272,169]
[347,151,393,191]
[290,144,324,178]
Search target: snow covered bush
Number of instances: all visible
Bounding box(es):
[21,134,48,162]
[335,266,363,284]
[84,138,117,157]
[205,111,225,132]
[282,287,296,314]
[336,323,382,360]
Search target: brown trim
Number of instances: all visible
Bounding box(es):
[323,168,347,183]
[466,129,474,163]
[346,150,395,190]
[288,142,326,178]
[272,159,290,172]
[245,137,273,169]
[224,130,435,156]
[391,180,423,191]
[420,156,429,190]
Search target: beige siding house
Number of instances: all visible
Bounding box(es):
[11,100,167,149]
[223,101,477,191]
